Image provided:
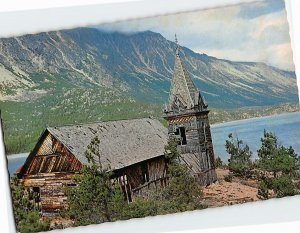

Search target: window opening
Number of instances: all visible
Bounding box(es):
[175,127,187,145]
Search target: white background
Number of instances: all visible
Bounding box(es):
[0,0,300,233]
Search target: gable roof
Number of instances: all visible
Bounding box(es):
[47,118,168,170]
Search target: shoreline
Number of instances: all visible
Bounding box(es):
[6,153,29,159]
[211,110,300,128]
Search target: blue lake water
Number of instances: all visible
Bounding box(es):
[6,153,28,176]
[6,111,300,176]
[211,111,300,161]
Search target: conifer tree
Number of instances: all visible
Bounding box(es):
[257,130,299,199]
[65,136,127,226]
[225,133,253,177]
[258,130,298,177]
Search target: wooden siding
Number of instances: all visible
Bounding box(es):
[112,156,167,202]
[166,112,217,185]
[22,173,75,214]
[20,131,84,214]
[26,132,82,175]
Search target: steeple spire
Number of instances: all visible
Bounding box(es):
[175,34,180,57]
[165,34,206,114]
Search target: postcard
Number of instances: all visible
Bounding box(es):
[0,0,299,232]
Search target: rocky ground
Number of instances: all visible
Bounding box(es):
[48,216,74,230]
[202,168,260,207]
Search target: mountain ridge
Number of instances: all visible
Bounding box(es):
[0,28,298,108]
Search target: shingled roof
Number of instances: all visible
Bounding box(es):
[165,36,207,114]
[47,118,168,170]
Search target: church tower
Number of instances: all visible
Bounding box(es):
[164,35,217,185]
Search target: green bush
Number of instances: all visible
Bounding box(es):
[215,157,224,168]
[224,174,233,182]
[272,175,296,198]
[10,176,50,233]
[162,137,204,213]
[65,137,127,226]
[257,179,269,200]
[125,197,158,219]
[18,211,50,233]
[258,130,298,177]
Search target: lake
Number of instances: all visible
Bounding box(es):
[6,111,300,176]
[211,111,300,161]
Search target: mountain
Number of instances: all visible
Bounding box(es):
[0,28,298,108]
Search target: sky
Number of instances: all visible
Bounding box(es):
[96,0,294,71]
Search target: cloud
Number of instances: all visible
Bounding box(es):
[196,41,294,71]
[266,43,295,71]
[252,10,289,43]
[237,0,285,19]
[95,0,294,71]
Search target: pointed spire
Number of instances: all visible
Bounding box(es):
[165,34,207,114]
[175,34,180,57]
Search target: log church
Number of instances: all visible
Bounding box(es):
[17,36,217,215]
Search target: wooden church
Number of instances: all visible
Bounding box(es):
[17,36,217,215]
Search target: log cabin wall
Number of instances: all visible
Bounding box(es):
[21,152,168,214]
[20,131,82,215]
[22,173,76,215]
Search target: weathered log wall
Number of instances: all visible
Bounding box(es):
[22,173,76,215]
[20,131,83,214]
[166,112,217,186]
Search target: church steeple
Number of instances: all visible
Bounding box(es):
[165,35,207,114]
[164,34,217,186]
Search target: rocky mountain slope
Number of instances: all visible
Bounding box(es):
[0,28,298,108]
